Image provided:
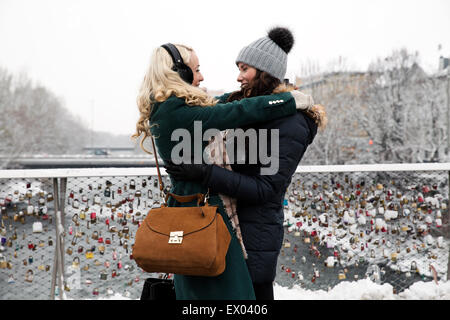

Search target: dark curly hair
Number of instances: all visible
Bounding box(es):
[226,68,328,130]
[226,70,281,102]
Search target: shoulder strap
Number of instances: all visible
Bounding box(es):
[150,135,165,194]
[150,135,207,206]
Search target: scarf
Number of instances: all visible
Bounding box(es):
[205,131,248,259]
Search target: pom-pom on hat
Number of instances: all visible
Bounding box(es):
[235,26,294,81]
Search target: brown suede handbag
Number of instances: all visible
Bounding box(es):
[132,136,231,277]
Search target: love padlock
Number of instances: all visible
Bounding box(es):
[24,269,34,283]
[90,212,97,224]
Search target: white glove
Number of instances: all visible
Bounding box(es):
[291,90,314,110]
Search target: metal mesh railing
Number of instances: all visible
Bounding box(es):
[0,177,56,299]
[0,164,449,299]
[275,168,449,294]
[62,174,171,299]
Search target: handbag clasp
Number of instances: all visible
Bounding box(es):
[168,231,183,244]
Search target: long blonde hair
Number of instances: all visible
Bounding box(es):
[132,44,217,154]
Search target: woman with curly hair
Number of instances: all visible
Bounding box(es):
[133,41,313,300]
[166,27,327,300]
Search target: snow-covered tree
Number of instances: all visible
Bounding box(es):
[300,48,449,165]
[0,68,90,168]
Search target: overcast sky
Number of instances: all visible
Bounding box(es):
[1,0,449,135]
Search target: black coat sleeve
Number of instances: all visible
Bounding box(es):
[205,116,310,205]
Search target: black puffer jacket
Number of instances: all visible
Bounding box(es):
[204,110,318,283]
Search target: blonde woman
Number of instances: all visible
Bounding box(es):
[133,43,312,300]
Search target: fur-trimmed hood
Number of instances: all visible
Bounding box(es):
[273,83,328,130]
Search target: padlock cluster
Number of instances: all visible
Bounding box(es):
[0,176,172,299]
[1,170,449,298]
[64,176,171,298]
[279,171,448,288]
[0,178,56,298]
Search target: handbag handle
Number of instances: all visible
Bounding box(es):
[164,192,206,206]
[150,135,207,206]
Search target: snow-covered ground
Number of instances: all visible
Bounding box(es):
[274,279,450,300]
[84,279,450,300]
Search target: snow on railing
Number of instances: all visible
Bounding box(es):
[295,162,450,173]
[2,162,450,179]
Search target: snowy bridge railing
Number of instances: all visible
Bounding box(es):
[0,163,449,299]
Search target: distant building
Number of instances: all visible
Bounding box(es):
[295,71,367,98]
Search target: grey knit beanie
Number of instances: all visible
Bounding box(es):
[236,27,294,81]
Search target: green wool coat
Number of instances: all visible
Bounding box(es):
[149,92,296,300]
